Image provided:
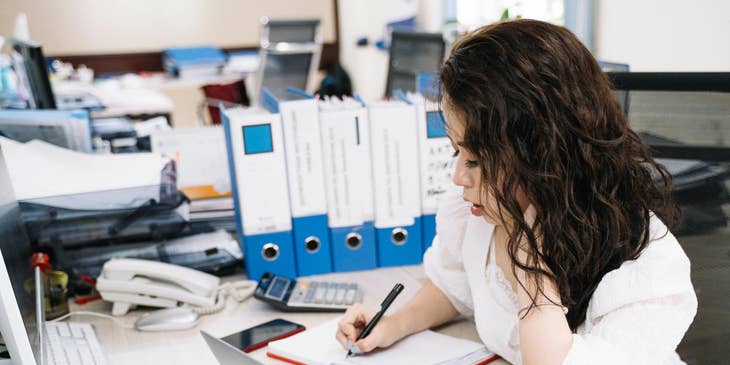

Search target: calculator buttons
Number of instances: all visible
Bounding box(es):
[334,283,348,305]
[313,283,327,304]
[325,283,338,304]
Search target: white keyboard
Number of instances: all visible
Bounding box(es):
[45,322,107,365]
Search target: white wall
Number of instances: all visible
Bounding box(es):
[594,0,730,71]
[0,0,336,55]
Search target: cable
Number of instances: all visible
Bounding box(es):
[195,279,257,315]
[49,311,135,329]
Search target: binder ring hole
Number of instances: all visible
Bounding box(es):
[391,228,408,245]
[262,243,280,261]
[345,233,362,250]
[304,236,321,253]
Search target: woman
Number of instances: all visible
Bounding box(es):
[336,19,697,364]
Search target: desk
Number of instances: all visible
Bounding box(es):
[69,265,509,365]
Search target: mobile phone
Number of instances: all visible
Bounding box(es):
[220,318,305,353]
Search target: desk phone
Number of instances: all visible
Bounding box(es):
[254,272,362,312]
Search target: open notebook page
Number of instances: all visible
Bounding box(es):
[267,317,492,365]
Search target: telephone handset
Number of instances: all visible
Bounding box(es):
[96,258,255,316]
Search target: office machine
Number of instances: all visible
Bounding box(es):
[0,145,107,365]
[253,272,362,312]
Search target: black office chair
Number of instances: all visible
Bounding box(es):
[385,31,445,97]
[605,72,730,364]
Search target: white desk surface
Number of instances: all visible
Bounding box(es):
[68,265,509,365]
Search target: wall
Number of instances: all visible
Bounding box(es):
[594,0,730,71]
[0,0,336,56]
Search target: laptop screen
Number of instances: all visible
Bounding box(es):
[0,145,41,363]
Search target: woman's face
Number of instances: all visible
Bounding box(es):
[443,101,529,226]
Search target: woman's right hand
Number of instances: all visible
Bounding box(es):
[335,303,406,354]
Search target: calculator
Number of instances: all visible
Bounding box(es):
[254,272,362,312]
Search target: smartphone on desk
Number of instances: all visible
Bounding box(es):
[221,318,305,352]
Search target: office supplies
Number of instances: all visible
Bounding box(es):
[0,137,168,202]
[404,92,457,251]
[134,307,200,332]
[0,109,92,153]
[318,98,378,272]
[90,117,138,153]
[385,31,445,97]
[221,318,305,353]
[55,229,241,278]
[367,100,423,266]
[253,272,362,312]
[162,46,226,79]
[266,317,498,365]
[0,146,107,365]
[254,18,322,104]
[151,125,231,200]
[9,38,104,111]
[201,331,266,365]
[19,183,188,249]
[221,106,297,280]
[264,88,333,276]
[347,283,404,357]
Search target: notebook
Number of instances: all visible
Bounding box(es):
[266,317,499,365]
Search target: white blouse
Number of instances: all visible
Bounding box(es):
[423,192,698,365]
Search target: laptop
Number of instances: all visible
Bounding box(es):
[201,331,264,365]
[0,145,106,365]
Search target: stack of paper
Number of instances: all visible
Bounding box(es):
[0,109,92,153]
[267,317,497,365]
[0,137,168,207]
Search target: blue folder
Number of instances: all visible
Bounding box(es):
[263,88,333,276]
[221,104,297,280]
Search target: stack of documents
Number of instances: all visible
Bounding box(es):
[162,46,226,79]
[266,317,498,365]
[0,137,167,203]
[150,125,231,200]
[0,109,92,153]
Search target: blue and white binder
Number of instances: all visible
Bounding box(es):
[366,98,423,267]
[221,105,297,280]
[318,97,378,272]
[403,92,457,252]
[263,88,333,276]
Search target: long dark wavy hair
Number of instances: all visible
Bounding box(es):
[439,19,679,331]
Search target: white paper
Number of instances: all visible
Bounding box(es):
[0,137,167,204]
[268,317,490,365]
[150,126,229,193]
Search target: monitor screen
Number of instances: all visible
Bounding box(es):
[11,39,56,109]
[0,146,40,363]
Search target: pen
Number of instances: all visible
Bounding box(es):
[347,283,404,357]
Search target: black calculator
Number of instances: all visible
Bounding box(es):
[254,272,362,312]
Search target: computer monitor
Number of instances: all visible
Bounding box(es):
[0,145,42,364]
[10,39,56,109]
[385,31,445,97]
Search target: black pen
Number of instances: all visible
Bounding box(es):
[347,283,404,357]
